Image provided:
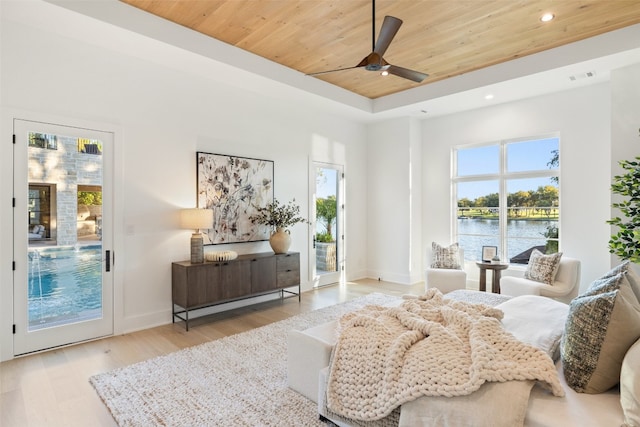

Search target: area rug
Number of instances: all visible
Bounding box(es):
[90,293,400,427]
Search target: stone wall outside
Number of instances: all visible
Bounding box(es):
[316,242,337,272]
[28,134,102,246]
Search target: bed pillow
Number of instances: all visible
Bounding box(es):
[431,242,461,269]
[621,339,640,427]
[561,269,640,393]
[496,295,569,360]
[524,249,562,285]
[613,261,640,302]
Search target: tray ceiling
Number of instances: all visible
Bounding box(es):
[120,0,640,99]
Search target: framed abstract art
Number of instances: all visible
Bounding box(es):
[196,151,274,244]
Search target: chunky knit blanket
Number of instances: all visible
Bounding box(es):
[326,289,565,421]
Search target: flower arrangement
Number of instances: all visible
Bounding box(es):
[249,198,309,230]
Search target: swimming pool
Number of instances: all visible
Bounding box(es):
[28,244,103,330]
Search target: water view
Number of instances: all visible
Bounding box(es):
[458,218,557,261]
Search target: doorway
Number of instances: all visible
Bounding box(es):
[311,162,343,287]
[13,119,114,355]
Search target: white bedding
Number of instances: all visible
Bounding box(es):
[526,361,623,427]
[327,291,564,422]
[398,295,570,427]
[318,293,627,427]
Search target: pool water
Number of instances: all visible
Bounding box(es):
[28,244,103,330]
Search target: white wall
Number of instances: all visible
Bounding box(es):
[421,84,612,292]
[0,2,367,360]
[365,117,423,285]
[610,63,640,271]
[366,118,408,283]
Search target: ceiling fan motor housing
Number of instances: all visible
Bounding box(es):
[360,53,390,71]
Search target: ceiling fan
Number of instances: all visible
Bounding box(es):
[307,0,429,83]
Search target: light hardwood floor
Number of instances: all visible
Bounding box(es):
[0,279,424,427]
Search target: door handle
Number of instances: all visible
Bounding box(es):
[313,235,316,249]
[105,250,111,272]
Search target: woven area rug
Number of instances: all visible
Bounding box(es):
[90,293,400,427]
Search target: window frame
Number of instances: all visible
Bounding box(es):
[452,134,560,263]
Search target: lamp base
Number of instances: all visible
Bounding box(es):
[190,232,204,263]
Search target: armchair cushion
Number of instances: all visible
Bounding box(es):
[525,249,563,285]
[561,264,640,394]
[431,242,461,269]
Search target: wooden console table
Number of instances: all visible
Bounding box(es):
[172,252,300,330]
[476,261,509,294]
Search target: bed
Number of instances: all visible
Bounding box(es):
[288,263,640,427]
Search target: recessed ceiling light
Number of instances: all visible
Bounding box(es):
[485,94,494,100]
[540,13,555,22]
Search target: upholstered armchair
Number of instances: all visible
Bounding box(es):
[500,256,581,304]
[425,246,467,294]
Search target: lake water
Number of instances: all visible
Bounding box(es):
[458,218,557,261]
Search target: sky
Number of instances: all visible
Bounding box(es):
[457,137,559,200]
[316,167,338,198]
[314,138,559,202]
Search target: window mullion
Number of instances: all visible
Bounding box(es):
[499,142,508,261]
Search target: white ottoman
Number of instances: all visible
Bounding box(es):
[287,320,339,403]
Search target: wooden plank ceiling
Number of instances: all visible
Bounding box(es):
[120,0,640,99]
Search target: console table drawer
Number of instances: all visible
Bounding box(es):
[277,252,300,287]
[277,252,299,270]
[277,269,300,287]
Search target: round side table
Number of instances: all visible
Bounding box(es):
[475,262,509,293]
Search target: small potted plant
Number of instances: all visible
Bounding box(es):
[250,198,308,254]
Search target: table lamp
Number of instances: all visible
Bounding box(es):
[181,208,213,263]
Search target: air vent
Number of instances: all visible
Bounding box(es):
[569,71,596,81]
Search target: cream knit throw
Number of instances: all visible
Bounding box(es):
[326,289,565,421]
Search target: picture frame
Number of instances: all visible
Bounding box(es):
[196,151,274,245]
[481,246,498,262]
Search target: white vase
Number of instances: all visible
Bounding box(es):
[269,228,291,254]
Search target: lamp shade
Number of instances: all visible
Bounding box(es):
[181,208,213,230]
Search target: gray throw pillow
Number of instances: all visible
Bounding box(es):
[561,265,640,394]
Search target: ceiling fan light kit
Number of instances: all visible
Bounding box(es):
[308,0,428,83]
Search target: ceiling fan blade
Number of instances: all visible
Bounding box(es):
[373,16,402,57]
[306,65,362,76]
[387,65,429,83]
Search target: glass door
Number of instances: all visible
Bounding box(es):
[13,119,114,355]
[310,163,343,287]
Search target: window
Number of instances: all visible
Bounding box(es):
[454,136,559,263]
